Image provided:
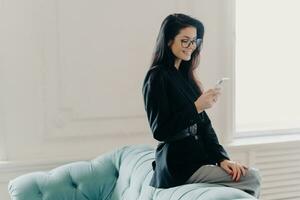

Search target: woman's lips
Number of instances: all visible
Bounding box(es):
[182,50,192,56]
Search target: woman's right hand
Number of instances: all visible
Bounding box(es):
[194,88,221,113]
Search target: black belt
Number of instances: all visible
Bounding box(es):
[162,123,198,143]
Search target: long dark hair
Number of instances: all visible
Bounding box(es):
[150,13,205,93]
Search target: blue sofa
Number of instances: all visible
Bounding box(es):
[8,144,257,200]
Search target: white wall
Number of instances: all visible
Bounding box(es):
[0,0,230,162]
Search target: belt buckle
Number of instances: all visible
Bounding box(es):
[189,124,198,140]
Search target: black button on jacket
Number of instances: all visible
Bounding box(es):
[142,64,230,189]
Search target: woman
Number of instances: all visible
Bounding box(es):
[142,13,261,198]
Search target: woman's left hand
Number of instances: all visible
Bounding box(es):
[220,159,248,182]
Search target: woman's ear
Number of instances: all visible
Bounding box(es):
[168,40,173,47]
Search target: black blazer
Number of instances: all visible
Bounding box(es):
[142,64,230,188]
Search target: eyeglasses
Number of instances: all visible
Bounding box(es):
[180,38,202,48]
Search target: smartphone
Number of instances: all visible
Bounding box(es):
[215,77,230,89]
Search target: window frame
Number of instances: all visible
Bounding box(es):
[229,0,300,142]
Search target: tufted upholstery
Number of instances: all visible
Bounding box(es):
[8,144,257,200]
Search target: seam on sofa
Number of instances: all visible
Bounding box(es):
[193,188,210,200]
[176,187,206,200]
[102,179,117,200]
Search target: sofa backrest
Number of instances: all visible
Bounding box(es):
[8,144,257,200]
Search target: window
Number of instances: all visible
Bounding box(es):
[235,0,300,136]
